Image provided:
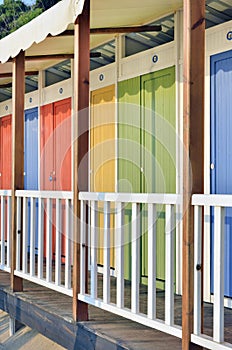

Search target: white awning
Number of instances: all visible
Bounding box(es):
[0,0,183,86]
[0,0,85,64]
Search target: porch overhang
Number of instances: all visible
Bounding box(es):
[0,0,183,86]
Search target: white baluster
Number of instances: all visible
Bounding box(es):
[38,198,44,279]
[90,200,98,299]
[1,196,5,266]
[165,204,175,326]
[80,200,86,295]
[22,197,28,274]
[148,203,156,320]
[46,198,52,282]
[131,203,140,314]
[55,198,61,286]
[103,201,110,304]
[116,202,124,309]
[30,197,36,276]
[7,196,12,268]
[213,206,225,343]
[193,205,202,335]
[16,197,21,271]
[65,199,71,289]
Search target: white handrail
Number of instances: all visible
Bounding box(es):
[16,190,73,200]
[79,192,181,205]
[192,194,232,207]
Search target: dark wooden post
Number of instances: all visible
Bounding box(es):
[72,0,90,321]
[182,0,205,349]
[11,50,25,292]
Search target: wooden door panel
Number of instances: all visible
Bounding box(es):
[40,103,54,191]
[91,86,115,267]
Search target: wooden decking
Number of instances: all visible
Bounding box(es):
[0,270,231,350]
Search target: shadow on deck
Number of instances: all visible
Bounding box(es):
[0,270,231,350]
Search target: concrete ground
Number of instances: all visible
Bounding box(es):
[0,311,66,350]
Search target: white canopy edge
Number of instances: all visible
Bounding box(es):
[0,0,85,64]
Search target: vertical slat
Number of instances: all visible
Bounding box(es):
[22,197,28,274]
[116,202,124,309]
[193,205,202,335]
[7,196,12,268]
[147,203,156,320]
[80,200,86,295]
[72,0,90,322]
[11,50,25,292]
[103,201,110,304]
[16,197,21,271]
[213,206,224,343]
[1,196,5,266]
[46,198,52,282]
[38,197,44,279]
[165,204,175,326]
[65,199,71,289]
[182,0,205,348]
[131,202,140,314]
[55,198,61,286]
[30,197,36,276]
[90,200,98,299]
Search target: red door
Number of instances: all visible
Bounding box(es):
[0,115,12,190]
[0,115,12,243]
[40,98,71,262]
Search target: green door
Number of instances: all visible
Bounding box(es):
[118,66,176,286]
[118,77,141,280]
[141,67,176,287]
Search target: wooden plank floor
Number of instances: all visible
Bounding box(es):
[0,269,231,349]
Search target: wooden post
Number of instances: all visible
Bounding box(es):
[182,1,205,349]
[11,50,25,292]
[72,0,90,321]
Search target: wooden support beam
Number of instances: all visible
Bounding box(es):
[52,25,162,36]
[2,55,73,64]
[4,53,99,64]
[11,51,25,292]
[182,0,205,349]
[0,71,38,78]
[90,25,162,34]
[72,0,90,322]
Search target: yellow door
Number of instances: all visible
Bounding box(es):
[90,85,115,267]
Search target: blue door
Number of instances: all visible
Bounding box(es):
[24,107,39,251]
[211,49,232,297]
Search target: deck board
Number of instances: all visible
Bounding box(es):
[0,270,231,349]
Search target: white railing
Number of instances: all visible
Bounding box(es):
[14,190,73,296]
[78,192,182,338]
[0,190,12,273]
[192,194,232,350]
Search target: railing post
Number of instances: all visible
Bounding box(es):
[11,51,25,292]
[182,0,205,349]
[72,0,90,321]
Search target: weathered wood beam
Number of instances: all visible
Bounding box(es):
[0,71,38,78]
[2,53,99,64]
[72,0,90,322]
[11,50,25,292]
[90,25,162,34]
[182,0,205,349]
[52,25,162,36]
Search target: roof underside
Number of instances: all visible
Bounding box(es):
[0,0,232,100]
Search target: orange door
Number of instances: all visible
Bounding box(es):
[40,98,71,262]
